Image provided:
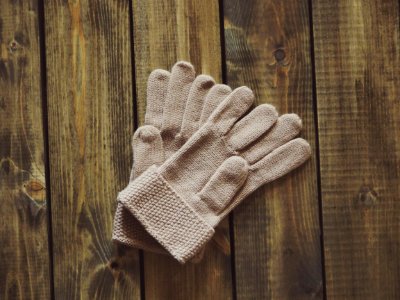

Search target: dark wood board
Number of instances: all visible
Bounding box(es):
[223,0,323,298]
[131,0,233,299]
[43,1,140,298]
[312,0,400,298]
[0,1,51,299]
[2,0,399,297]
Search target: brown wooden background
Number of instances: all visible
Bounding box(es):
[1,0,399,299]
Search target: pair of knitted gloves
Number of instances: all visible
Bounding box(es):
[112,61,311,264]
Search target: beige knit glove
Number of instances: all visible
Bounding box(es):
[112,61,231,254]
[118,86,312,263]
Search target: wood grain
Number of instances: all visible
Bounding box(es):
[223,0,323,298]
[0,1,51,299]
[2,0,399,297]
[43,1,140,298]
[132,0,223,125]
[131,0,233,299]
[312,0,400,298]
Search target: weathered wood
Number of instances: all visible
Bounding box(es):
[312,0,400,298]
[223,0,323,298]
[0,1,51,299]
[131,0,233,299]
[43,1,140,298]
[133,0,223,126]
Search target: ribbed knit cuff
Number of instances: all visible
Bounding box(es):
[118,166,215,263]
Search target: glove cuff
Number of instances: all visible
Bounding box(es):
[112,203,167,254]
[118,166,215,263]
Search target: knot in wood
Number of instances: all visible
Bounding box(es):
[8,40,19,52]
[109,260,119,270]
[274,48,286,63]
[358,185,378,207]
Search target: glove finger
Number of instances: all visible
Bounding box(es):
[209,86,254,135]
[241,114,302,164]
[132,125,164,178]
[180,75,215,140]
[197,156,249,213]
[199,84,232,126]
[226,104,278,150]
[249,138,311,184]
[215,138,311,223]
[161,61,196,136]
[145,69,171,129]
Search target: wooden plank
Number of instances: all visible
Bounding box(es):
[43,1,140,298]
[312,0,400,298]
[0,1,51,299]
[133,0,223,125]
[131,0,233,299]
[223,0,323,298]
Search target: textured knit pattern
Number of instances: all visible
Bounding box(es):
[112,204,165,253]
[119,167,215,263]
[113,62,311,263]
[119,86,312,263]
[112,62,230,256]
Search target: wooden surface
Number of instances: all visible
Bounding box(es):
[44,1,140,299]
[0,1,50,299]
[313,0,400,298]
[0,0,399,299]
[223,0,322,299]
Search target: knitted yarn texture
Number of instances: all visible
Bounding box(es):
[118,86,311,263]
[112,61,231,255]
